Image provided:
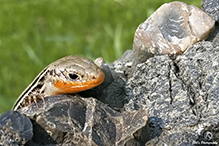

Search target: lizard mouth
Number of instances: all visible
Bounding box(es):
[53,69,105,95]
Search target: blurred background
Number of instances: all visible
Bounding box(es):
[0,0,202,113]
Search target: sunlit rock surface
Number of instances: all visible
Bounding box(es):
[133,1,215,64]
[125,41,219,145]
[202,0,219,21]
[2,0,219,145]
[17,95,149,146]
[0,111,33,145]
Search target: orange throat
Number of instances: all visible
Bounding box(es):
[53,73,104,95]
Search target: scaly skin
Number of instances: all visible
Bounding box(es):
[12,55,105,110]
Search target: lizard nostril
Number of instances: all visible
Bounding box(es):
[69,74,79,80]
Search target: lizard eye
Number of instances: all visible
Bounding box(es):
[69,73,79,80]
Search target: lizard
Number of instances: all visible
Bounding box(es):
[12,55,105,110]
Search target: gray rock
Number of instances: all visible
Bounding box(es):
[5,1,219,145]
[202,0,219,21]
[95,57,115,88]
[124,41,219,145]
[0,111,33,146]
[206,21,219,43]
[80,57,128,109]
[18,94,149,146]
[133,1,215,64]
[109,50,135,78]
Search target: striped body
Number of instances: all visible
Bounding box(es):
[12,55,105,110]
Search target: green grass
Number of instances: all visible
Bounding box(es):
[0,0,202,113]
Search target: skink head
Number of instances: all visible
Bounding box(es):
[50,55,105,95]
